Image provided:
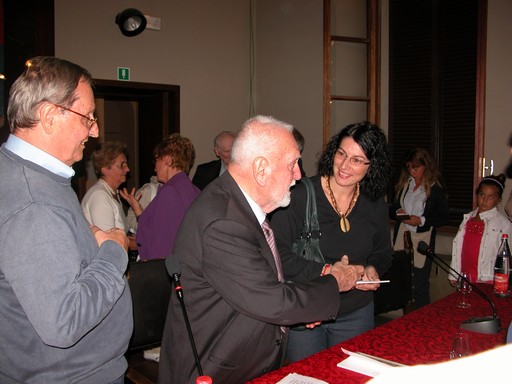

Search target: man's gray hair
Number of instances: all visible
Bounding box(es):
[230,115,293,168]
[7,56,93,133]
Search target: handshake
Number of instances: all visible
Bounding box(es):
[327,255,379,292]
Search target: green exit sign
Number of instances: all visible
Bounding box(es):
[117,67,130,81]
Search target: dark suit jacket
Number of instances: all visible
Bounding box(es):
[158,172,340,384]
[192,159,222,190]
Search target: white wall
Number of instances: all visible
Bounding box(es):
[253,0,386,175]
[54,0,511,210]
[55,0,251,172]
[253,0,324,175]
[54,0,329,176]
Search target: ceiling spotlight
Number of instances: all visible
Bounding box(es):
[115,8,147,37]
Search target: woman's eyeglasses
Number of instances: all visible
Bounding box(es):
[335,148,371,167]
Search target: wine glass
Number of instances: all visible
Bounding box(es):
[456,272,472,308]
[449,332,470,359]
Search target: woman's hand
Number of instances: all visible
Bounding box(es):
[355,265,380,291]
[119,187,143,217]
[403,215,422,226]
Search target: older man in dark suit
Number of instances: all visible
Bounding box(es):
[192,130,235,190]
[159,115,365,383]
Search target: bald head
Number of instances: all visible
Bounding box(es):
[214,131,235,165]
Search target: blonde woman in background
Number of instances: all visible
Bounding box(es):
[389,147,449,308]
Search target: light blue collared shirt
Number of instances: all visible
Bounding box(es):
[4,134,75,178]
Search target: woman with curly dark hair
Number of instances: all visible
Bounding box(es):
[271,122,394,363]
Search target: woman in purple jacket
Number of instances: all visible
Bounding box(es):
[135,134,201,260]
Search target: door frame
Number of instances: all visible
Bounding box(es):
[93,79,180,190]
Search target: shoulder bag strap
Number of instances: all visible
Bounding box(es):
[301,178,321,238]
[301,178,312,237]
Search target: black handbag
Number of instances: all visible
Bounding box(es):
[289,178,326,332]
[291,177,325,264]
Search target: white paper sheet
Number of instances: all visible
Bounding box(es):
[337,348,405,378]
[276,372,329,384]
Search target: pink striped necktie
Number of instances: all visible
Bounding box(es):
[262,220,286,333]
[261,220,284,282]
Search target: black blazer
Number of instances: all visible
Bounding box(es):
[158,172,340,384]
[390,183,449,247]
[192,159,222,190]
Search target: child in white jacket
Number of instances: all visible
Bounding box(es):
[450,174,512,284]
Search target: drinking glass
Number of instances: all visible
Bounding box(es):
[456,272,472,308]
[449,332,470,359]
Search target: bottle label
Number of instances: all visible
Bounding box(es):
[494,273,509,293]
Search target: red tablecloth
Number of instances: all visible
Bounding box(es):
[247,284,512,384]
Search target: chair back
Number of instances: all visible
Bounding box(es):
[127,259,172,351]
[374,249,414,315]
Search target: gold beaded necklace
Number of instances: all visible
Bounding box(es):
[326,177,359,233]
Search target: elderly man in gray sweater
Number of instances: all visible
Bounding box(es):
[0,57,132,383]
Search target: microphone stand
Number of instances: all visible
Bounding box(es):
[166,257,204,376]
[417,241,501,334]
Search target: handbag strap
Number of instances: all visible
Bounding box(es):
[301,178,321,239]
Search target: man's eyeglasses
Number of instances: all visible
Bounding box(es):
[53,104,97,129]
[335,148,371,167]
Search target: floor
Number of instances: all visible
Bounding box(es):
[374,309,404,327]
[125,351,159,384]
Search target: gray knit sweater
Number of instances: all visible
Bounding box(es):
[0,145,133,383]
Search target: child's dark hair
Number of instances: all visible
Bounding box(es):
[477,174,506,198]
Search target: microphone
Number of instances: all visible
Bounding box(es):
[166,256,185,300]
[165,256,204,376]
[417,241,501,334]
